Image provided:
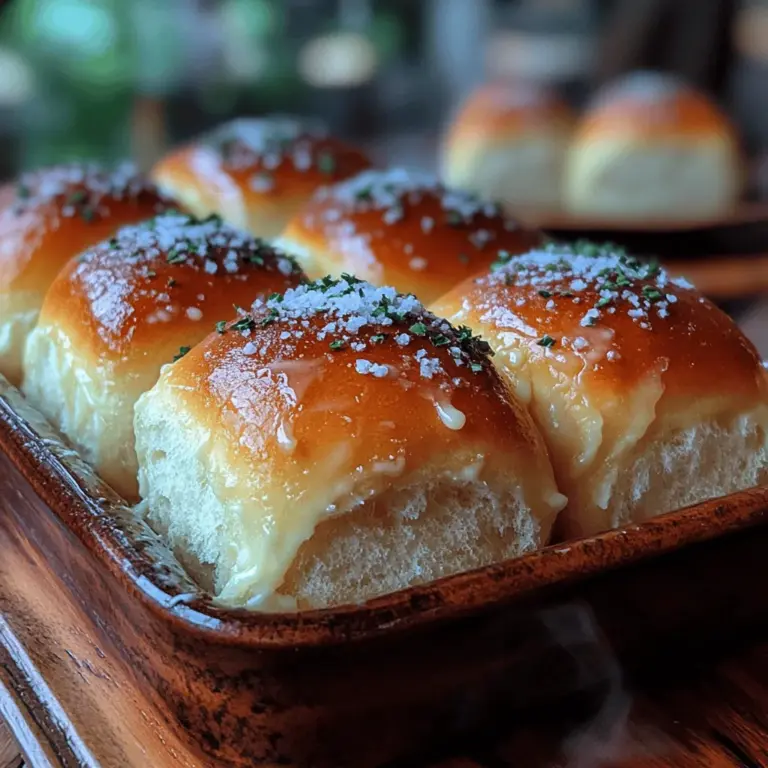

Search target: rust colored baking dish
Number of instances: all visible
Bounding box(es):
[1,375,768,767]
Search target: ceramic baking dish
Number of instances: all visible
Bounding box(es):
[1,375,768,767]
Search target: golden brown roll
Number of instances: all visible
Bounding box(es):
[563,71,743,220]
[22,212,305,501]
[277,168,542,305]
[433,241,768,539]
[441,81,575,212]
[151,116,372,239]
[133,274,566,610]
[0,163,173,385]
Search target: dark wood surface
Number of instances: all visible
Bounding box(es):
[0,721,21,768]
[5,506,768,768]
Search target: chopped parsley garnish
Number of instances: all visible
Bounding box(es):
[642,286,663,302]
[248,254,265,266]
[215,320,227,334]
[457,326,473,343]
[317,151,336,175]
[469,362,484,373]
[431,334,450,347]
[538,290,552,298]
[409,322,427,336]
[80,205,96,223]
[173,346,191,362]
[329,339,346,350]
[167,249,186,264]
[67,189,87,205]
[232,316,257,332]
[595,296,612,308]
[167,277,177,288]
[370,334,387,344]
[537,335,556,348]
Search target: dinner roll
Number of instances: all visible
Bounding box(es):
[563,71,743,220]
[277,168,542,304]
[133,275,566,610]
[22,212,305,501]
[151,116,372,239]
[0,163,172,385]
[432,241,768,539]
[441,82,575,212]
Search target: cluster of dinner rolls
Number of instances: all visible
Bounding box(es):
[442,72,742,221]
[1,111,765,613]
[433,241,768,538]
[22,211,305,500]
[277,167,541,303]
[0,162,172,385]
[151,115,372,240]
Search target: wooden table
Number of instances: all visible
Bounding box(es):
[2,301,768,768]
[9,638,768,767]
[0,721,21,768]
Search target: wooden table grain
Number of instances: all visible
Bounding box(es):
[0,720,21,768]
[7,635,768,767]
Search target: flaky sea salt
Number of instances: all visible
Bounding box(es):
[355,359,389,378]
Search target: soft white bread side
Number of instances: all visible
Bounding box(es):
[0,163,172,385]
[133,275,566,610]
[277,168,542,305]
[432,242,768,539]
[563,72,742,220]
[441,82,575,212]
[22,212,305,501]
[151,116,372,239]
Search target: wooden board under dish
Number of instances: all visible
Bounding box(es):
[1,377,768,767]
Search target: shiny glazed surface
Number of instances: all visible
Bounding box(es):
[280,168,542,303]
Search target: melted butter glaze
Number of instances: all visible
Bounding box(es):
[157,286,551,605]
[434,241,768,537]
[281,168,542,304]
[37,212,305,369]
[433,243,768,412]
[0,163,175,295]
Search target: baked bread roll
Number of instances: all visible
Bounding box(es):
[151,116,372,239]
[0,163,172,385]
[133,274,566,610]
[432,242,768,539]
[277,168,542,304]
[441,82,574,213]
[563,71,743,220]
[22,212,305,501]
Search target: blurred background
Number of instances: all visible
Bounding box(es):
[0,0,766,352]
[0,0,766,184]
